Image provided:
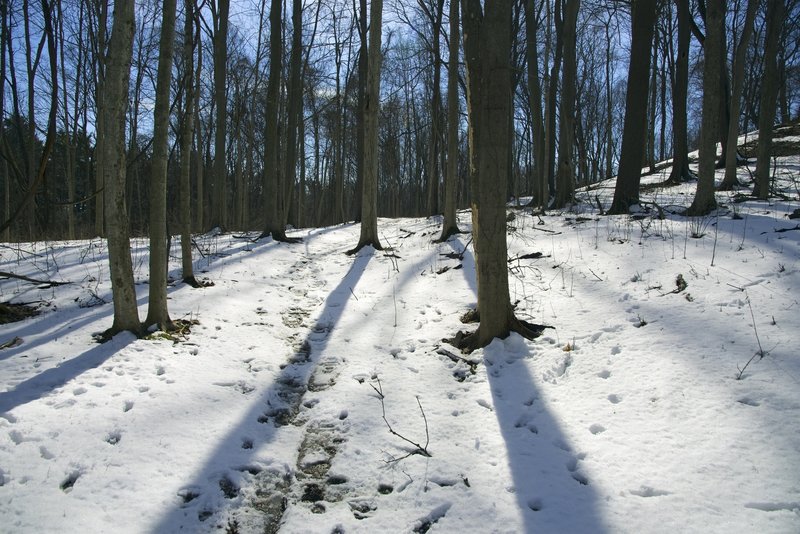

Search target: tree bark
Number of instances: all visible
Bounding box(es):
[608,0,657,214]
[553,0,580,209]
[437,0,460,241]
[753,0,785,200]
[666,0,693,184]
[144,0,177,331]
[211,0,229,230]
[687,0,724,216]
[261,0,287,240]
[525,0,546,207]
[459,0,543,350]
[718,0,758,191]
[179,0,199,286]
[99,0,140,336]
[349,0,383,253]
[282,0,303,234]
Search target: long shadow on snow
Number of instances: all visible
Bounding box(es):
[151,248,375,531]
[456,243,608,532]
[0,234,322,414]
[0,332,136,414]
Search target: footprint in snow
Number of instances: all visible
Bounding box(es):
[476,399,493,411]
[607,394,622,404]
[630,485,671,498]
[597,370,611,379]
[589,424,606,435]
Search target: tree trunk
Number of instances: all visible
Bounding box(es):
[608,0,657,214]
[180,0,198,285]
[458,0,543,350]
[437,0,460,241]
[425,0,444,217]
[525,0,546,207]
[348,0,383,253]
[753,0,785,200]
[282,0,303,234]
[353,0,367,223]
[719,0,758,191]
[687,0,724,216]
[143,0,177,331]
[212,0,229,230]
[261,0,287,240]
[666,0,692,185]
[553,0,580,209]
[99,0,140,336]
[543,0,562,204]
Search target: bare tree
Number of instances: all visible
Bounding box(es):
[553,0,580,208]
[753,0,785,200]
[282,0,303,233]
[718,0,758,191]
[437,0,460,241]
[260,0,289,240]
[349,0,384,253]
[457,0,543,350]
[687,0,724,215]
[143,0,178,331]
[211,0,229,229]
[98,0,140,336]
[665,0,693,185]
[608,0,657,214]
[179,0,200,286]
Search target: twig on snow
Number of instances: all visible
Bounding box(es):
[368,377,431,460]
[737,292,767,380]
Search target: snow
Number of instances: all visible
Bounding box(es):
[1,156,800,533]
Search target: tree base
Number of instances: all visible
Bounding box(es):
[447,315,549,353]
[434,225,463,243]
[183,276,215,288]
[257,230,302,244]
[346,240,383,256]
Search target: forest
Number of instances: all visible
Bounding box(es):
[1,0,797,239]
[1,0,800,532]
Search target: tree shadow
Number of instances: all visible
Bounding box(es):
[151,248,375,531]
[0,332,136,414]
[483,339,608,531]
[456,247,608,532]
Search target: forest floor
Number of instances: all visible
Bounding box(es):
[1,137,799,533]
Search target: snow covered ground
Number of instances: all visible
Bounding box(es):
[1,151,799,533]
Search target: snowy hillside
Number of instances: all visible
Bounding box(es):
[1,148,799,533]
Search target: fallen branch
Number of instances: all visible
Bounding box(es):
[0,271,70,287]
[737,293,767,380]
[507,252,549,263]
[369,378,431,459]
[760,224,800,235]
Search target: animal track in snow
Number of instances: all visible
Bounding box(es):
[476,399,493,411]
[589,424,606,435]
[597,370,611,379]
[630,485,671,497]
[607,394,622,404]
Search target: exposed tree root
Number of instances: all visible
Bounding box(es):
[182,276,214,289]
[345,240,383,256]
[447,315,549,354]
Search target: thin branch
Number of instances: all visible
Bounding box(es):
[0,271,70,286]
[369,378,431,458]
